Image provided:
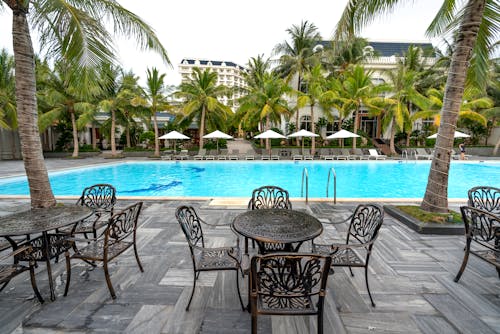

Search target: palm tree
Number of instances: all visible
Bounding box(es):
[273,20,322,145]
[298,64,335,155]
[341,65,384,149]
[336,0,497,213]
[237,72,291,152]
[38,61,99,158]
[412,87,490,127]
[1,0,170,208]
[175,68,233,151]
[0,48,18,158]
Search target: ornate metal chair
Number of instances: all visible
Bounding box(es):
[312,204,384,307]
[64,202,144,299]
[62,184,117,239]
[0,245,44,303]
[454,206,499,282]
[250,253,332,334]
[247,185,292,254]
[468,186,500,215]
[175,205,245,311]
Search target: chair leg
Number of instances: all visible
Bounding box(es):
[251,313,257,334]
[0,280,9,292]
[454,239,471,283]
[235,270,245,311]
[365,266,375,307]
[133,242,144,272]
[64,251,71,297]
[348,266,354,277]
[29,263,44,303]
[103,260,116,299]
[186,270,197,311]
[318,312,323,334]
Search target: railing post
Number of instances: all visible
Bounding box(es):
[301,168,309,205]
[326,167,337,204]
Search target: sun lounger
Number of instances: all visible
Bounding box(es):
[228,149,239,160]
[175,150,189,160]
[245,150,255,160]
[368,149,387,160]
[321,155,335,160]
[303,155,314,160]
[353,149,370,160]
[293,155,303,161]
[270,155,280,160]
[194,149,206,160]
[161,153,172,160]
[341,149,357,160]
[413,148,433,160]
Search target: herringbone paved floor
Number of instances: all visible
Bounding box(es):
[0,199,498,334]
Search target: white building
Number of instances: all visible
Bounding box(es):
[178,58,247,111]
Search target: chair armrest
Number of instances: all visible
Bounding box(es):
[0,245,33,262]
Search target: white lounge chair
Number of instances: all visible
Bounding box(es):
[368,149,387,160]
[292,155,303,161]
[414,148,432,160]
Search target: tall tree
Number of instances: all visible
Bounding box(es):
[336,0,498,213]
[1,0,170,208]
[273,20,321,144]
[341,65,384,149]
[143,67,168,157]
[0,48,18,158]
[237,72,291,151]
[175,68,233,151]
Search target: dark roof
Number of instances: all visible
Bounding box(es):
[367,41,434,57]
[180,58,246,71]
[318,40,435,57]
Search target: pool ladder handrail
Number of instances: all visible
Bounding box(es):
[301,167,309,204]
[326,167,337,204]
[401,149,408,162]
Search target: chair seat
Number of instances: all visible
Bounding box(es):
[314,244,365,266]
[60,216,109,234]
[257,295,317,314]
[195,247,240,270]
[0,263,29,283]
[73,239,132,262]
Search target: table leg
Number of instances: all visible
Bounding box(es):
[41,232,56,301]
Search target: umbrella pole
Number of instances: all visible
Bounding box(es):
[301,138,304,155]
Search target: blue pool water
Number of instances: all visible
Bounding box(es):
[0,161,498,199]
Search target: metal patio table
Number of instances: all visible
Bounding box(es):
[0,205,91,301]
[232,209,323,254]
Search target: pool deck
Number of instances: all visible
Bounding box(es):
[0,158,499,333]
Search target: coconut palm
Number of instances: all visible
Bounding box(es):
[336,0,498,213]
[341,65,385,149]
[175,68,233,151]
[237,72,291,151]
[140,67,170,157]
[0,49,18,159]
[1,0,170,208]
[412,86,490,127]
[298,64,336,155]
[273,20,322,145]
[38,61,99,158]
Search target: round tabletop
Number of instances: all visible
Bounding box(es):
[0,205,92,236]
[232,209,323,244]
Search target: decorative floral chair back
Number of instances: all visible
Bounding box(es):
[347,204,385,247]
[467,186,500,215]
[176,206,205,251]
[248,185,292,210]
[77,184,117,211]
[250,253,332,334]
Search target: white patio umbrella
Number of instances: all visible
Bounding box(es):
[427,130,470,139]
[203,130,233,152]
[326,129,360,148]
[158,130,190,151]
[254,130,286,157]
[326,129,360,139]
[287,129,319,155]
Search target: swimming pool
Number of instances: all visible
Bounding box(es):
[0,161,498,199]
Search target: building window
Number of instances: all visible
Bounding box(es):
[300,115,312,131]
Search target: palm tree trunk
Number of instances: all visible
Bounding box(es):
[11,7,56,208]
[199,106,206,151]
[352,106,359,150]
[310,104,315,156]
[153,112,160,157]
[390,117,396,154]
[70,111,79,158]
[92,126,97,150]
[420,0,486,213]
[265,115,270,152]
[295,73,301,146]
[110,109,116,156]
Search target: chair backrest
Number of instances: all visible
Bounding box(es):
[77,184,116,211]
[248,185,292,210]
[104,201,143,247]
[250,253,331,313]
[347,204,384,247]
[467,186,500,215]
[341,149,351,156]
[460,206,499,250]
[368,149,380,156]
[175,206,204,249]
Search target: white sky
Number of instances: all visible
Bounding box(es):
[0,0,443,86]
